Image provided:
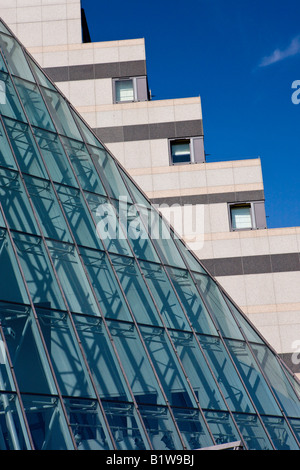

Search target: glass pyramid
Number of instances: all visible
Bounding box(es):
[0,19,299,451]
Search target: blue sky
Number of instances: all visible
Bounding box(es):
[82,0,300,229]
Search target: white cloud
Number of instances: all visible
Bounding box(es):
[259,35,300,67]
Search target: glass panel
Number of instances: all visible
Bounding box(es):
[61,137,105,195]
[115,79,134,102]
[88,145,132,201]
[102,401,150,450]
[233,413,273,450]
[171,140,191,164]
[36,309,96,398]
[21,394,75,450]
[12,232,65,311]
[172,408,213,450]
[204,410,240,446]
[86,192,132,257]
[55,184,102,250]
[47,240,99,316]
[0,34,34,82]
[2,307,57,395]
[110,254,162,326]
[32,127,78,186]
[194,273,243,340]
[224,295,264,344]
[231,205,252,230]
[0,23,12,36]
[24,175,72,242]
[176,240,208,274]
[0,168,39,234]
[225,339,282,416]
[140,204,186,269]
[13,77,55,132]
[170,331,227,411]
[0,72,26,122]
[64,398,113,450]
[198,335,255,413]
[0,118,16,169]
[0,307,17,392]
[252,343,300,418]
[261,416,299,450]
[288,418,300,447]
[140,326,196,408]
[139,405,183,450]
[0,229,29,305]
[0,393,32,450]
[167,267,217,335]
[3,118,47,178]
[71,109,101,148]
[74,315,132,402]
[140,261,190,331]
[40,87,82,141]
[107,320,165,405]
[79,247,132,322]
[26,55,56,91]
[115,199,159,262]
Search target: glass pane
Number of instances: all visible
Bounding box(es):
[107,320,165,405]
[3,118,47,178]
[252,343,300,418]
[0,72,26,122]
[12,232,65,311]
[79,247,132,322]
[115,199,159,262]
[233,413,273,450]
[140,261,190,331]
[115,80,134,102]
[167,267,217,335]
[26,55,56,91]
[0,229,29,304]
[64,398,113,450]
[140,325,196,408]
[40,87,82,140]
[86,192,132,256]
[262,416,299,450]
[36,309,95,398]
[172,408,213,450]
[2,307,57,395]
[194,273,243,340]
[226,339,282,416]
[24,175,72,242]
[47,239,99,316]
[171,140,191,164]
[102,401,150,450]
[231,205,252,230]
[32,127,78,186]
[55,184,102,250]
[89,145,132,201]
[171,331,227,411]
[0,34,34,82]
[0,118,16,169]
[110,254,162,326]
[0,393,32,450]
[22,394,75,450]
[198,335,255,413]
[0,23,12,36]
[224,295,264,344]
[71,109,101,148]
[0,168,39,234]
[204,410,240,446]
[139,405,183,450]
[14,77,55,132]
[288,418,300,447]
[61,137,105,195]
[74,315,132,402]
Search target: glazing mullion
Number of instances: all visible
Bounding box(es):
[65,106,187,450]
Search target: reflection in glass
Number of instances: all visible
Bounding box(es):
[139,405,183,450]
[0,34,34,82]
[0,393,32,449]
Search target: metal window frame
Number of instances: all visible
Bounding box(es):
[228,202,256,232]
[112,76,147,104]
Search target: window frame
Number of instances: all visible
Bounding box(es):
[112,76,148,103]
[228,201,266,232]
